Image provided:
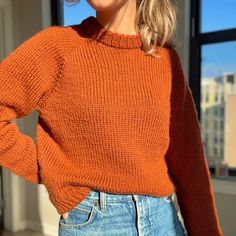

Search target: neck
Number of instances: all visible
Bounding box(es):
[95,1,138,36]
[78,16,142,49]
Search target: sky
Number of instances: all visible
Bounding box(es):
[64,0,95,26]
[201,0,236,78]
[64,0,236,79]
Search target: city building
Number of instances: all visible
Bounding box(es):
[225,93,236,167]
[201,72,236,167]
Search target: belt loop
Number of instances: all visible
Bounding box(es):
[99,191,107,212]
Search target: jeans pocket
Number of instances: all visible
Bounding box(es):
[59,198,99,229]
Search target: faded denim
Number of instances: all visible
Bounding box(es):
[58,189,187,236]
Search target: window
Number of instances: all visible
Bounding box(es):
[214,147,218,156]
[50,0,95,26]
[220,137,224,144]
[220,148,224,157]
[190,0,236,177]
[214,137,218,144]
[221,107,224,116]
[200,0,236,33]
[214,93,218,103]
[220,120,224,131]
[227,74,235,84]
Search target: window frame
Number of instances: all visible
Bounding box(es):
[51,0,64,26]
[190,0,236,177]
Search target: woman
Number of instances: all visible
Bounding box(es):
[0,0,223,235]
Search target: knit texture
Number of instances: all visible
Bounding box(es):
[0,16,223,235]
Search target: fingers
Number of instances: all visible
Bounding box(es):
[61,212,69,219]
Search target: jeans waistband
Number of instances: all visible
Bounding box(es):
[85,189,134,202]
[83,189,175,212]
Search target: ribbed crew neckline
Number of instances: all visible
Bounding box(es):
[78,16,142,49]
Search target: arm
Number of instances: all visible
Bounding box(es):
[165,47,223,236]
[0,26,65,184]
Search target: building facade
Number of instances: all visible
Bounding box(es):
[201,72,236,167]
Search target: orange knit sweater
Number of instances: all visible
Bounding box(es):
[0,16,223,235]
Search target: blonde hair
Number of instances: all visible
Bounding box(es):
[65,0,177,58]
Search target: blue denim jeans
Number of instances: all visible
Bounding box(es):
[58,189,187,236]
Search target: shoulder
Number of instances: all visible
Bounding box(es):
[156,45,186,89]
[158,45,182,68]
[160,45,188,115]
[2,25,82,62]
[33,25,82,54]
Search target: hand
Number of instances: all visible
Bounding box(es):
[61,212,69,219]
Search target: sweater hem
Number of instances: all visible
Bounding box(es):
[45,178,176,215]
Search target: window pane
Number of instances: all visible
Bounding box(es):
[200,0,236,33]
[64,1,95,26]
[200,41,236,169]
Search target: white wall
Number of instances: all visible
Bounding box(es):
[2,0,58,235]
[175,0,190,81]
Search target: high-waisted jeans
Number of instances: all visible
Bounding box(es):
[58,189,188,236]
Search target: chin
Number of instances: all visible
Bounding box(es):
[86,0,127,11]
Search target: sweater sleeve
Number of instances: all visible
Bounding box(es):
[0,26,65,184]
[165,47,223,236]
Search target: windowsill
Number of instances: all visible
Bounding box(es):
[211,176,236,195]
